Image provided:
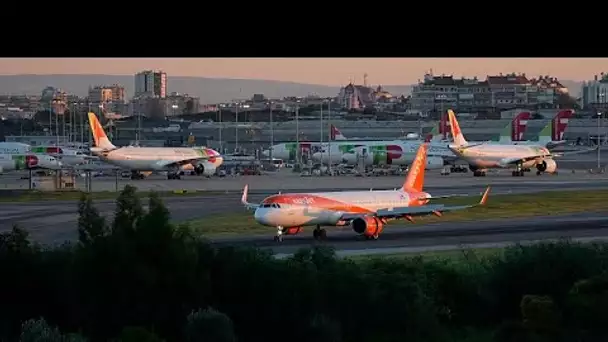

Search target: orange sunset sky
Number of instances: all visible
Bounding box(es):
[0,58,606,85]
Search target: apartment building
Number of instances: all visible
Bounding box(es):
[410,72,569,114]
[88,84,127,114]
[581,73,608,111]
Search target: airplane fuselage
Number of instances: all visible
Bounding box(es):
[0,153,61,172]
[95,146,223,171]
[254,190,430,228]
[452,144,550,169]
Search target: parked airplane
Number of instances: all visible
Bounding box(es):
[315,112,534,167]
[0,142,96,166]
[241,143,490,242]
[446,109,592,177]
[87,112,223,180]
[0,153,62,173]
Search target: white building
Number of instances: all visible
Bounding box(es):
[581,73,608,110]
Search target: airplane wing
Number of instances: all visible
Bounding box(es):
[550,146,598,157]
[241,184,259,210]
[155,157,212,169]
[340,186,490,221]
[498,146,598,167]
[417,192,482,201]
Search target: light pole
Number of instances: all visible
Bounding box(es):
[269,101,274,162]
[598,111,602,170]
[295,102,300,166]
[235,102,239,153]
[218,106,223,154]
[327,99,332,175]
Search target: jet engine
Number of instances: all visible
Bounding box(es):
[194,161,217,176]
[426,156,445,170]
[536,159,557,174]
[351,216,384,239]
[284,227,303,235]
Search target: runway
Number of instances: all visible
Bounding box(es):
[211,213,608,258]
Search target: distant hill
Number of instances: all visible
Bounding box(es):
[0,74,581,104]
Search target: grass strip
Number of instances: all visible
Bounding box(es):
[186,189,608,236]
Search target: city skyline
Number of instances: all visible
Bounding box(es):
[0,58,607,86]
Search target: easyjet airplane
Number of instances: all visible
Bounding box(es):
[241,143,491,242]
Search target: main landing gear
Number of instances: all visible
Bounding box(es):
[313,225,327,241]
[512,163,525,177]
[130,171,145,180]
[473,170,486,177]
[167,167,181,180]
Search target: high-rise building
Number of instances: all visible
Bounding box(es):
[134,70,167,98]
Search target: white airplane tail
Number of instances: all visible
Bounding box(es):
[447,110,468,147]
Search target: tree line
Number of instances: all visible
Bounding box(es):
[2,185,608,341]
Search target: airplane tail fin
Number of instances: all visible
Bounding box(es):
[427,125,439,142]
[402,143,428,192]
[552,109,574,142]
[87,112,116,150]
[498,123,512,143]
[512,111,531,141]
[537,122,552,144]
[447,110,467,146]
[330,124,347,141]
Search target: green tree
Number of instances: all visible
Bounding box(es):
[112,185,144,238]
[306,313,342,342]
[77,193,107,246]
[0,225,33,253]
[184,308,236,342]
[565,272,608,339]
[20,318,63,342]
[520,295,561,336]
[19,318,88,342]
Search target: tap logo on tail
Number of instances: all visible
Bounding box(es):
[512,112,531,141]
[552,109,574,141]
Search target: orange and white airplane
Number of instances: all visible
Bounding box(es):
[241,143,491,242]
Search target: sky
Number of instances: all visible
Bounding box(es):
[0,58,606,85]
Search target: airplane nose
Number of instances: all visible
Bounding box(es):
[262,150,270,157]
[254,208,269,226]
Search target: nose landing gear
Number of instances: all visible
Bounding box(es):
[274,227,284,242]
